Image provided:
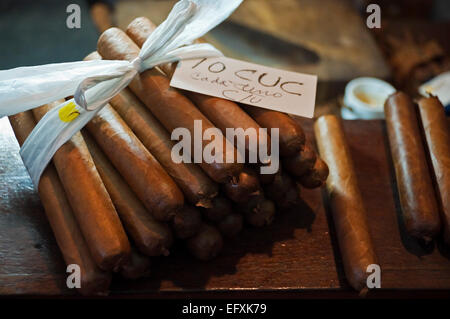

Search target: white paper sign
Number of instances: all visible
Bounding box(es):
[170,57,317,118]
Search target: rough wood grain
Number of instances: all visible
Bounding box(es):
[0,117,449,296]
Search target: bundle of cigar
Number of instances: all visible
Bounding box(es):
[8,17,328,295]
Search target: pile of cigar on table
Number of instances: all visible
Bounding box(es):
[8,17,329,296]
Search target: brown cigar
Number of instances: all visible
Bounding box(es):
[82,131,173,256]
[242,105,305,157]
[9,112,112,295]
[282,143,316,177]
[417,96,450,244]
[109,88,219,207]
[82,53,184,222]
[97,27,243,183]
[385,92,441,241]
[32,102,130,271]
[119,247,151,280]
[200,195,233,222]
[217,213,244,238]
[224,167,260,203]
[298,157,329,189]
[126,17,271,161]
[187,223,224,261]
[171,205,203,239]
[86,51,218,208]
[85,103,184,222]
[240,192,276,227]
[315,115,378,292]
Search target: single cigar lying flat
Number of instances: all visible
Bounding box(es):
[385,92,441,241]
[33,102,131,271]
[9,112,111,295]
[97,27,243,183]
[417,96,450,244]
[315,115,378,292]
[82,131,173,256]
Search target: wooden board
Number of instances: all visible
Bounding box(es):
[0,116,449,297]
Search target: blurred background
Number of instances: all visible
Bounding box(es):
[0,0,449,117]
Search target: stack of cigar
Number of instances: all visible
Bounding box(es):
[8,17,329,295]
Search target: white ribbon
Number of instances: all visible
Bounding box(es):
[0,0,243,186]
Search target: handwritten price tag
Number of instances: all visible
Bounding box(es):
[170,57,317,118]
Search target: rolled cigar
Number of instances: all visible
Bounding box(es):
[171,205,203,239]
[242,105,306,157]
[82,131,173,256]
[83,54,184,222]
[240,193,276,227]
[126,17,271,160]
[217,213,244,238]
[224,167,260,203]
[33,102,130,271]
[314,115,378,291]
[187,223,224,261]
[264,170,296,203]
[201,196,233,223]
[282,143,316,177]
[417,96,450,244]
[97,28,243,183]
[385,92,441,241]
[86,104,184,222]
[86,52,218,208]
[9,112,112,296]
[119,247,151,280]
[298,157,329,189]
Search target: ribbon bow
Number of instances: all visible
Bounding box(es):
[0,0,243,186]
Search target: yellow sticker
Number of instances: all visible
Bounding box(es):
[58,102,80,123]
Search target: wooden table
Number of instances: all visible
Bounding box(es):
[0,116,449,298]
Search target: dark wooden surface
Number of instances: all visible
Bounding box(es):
[0,116,450,297]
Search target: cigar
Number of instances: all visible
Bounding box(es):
[314,115,378,292]
[298,157,329,189]
[417,96,450,244]
[85,51,218,208]
[33,102,131,271]
[240,192,276,227]
[224,167,261,203]
[9,112,112,295]
[97,28,243,183]
[82,131,173,256]
[242,105,306,157]
[119,247,152,280]
[126,17,271,160]
[187,223,224,261]
[171,205,203,239]
[83,53,185,222]
[385,92,441,241]
[200,195,233,222]
[217,213,244,238]
[109,87,219,207]
[282,143,316,177]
